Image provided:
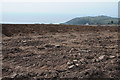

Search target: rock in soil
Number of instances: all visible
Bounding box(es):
[2,24,119,79]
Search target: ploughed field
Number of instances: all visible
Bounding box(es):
[2,24,120,79]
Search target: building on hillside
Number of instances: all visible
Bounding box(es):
[85,23,89,25]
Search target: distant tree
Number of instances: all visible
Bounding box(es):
[111,21,113,24]
[118,20,120,25]
[41,23,44,24]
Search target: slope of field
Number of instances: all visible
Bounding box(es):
[2,24,120,79]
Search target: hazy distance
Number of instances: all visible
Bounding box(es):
[1,2,118,24]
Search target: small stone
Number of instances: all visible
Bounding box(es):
[78,53,81,55]
[68,65,75,69]
[73,59,78,62]
[67,62,71,65]
[109,56,115,59]
[75,64,79,67]
[99,55,105,60]
[22,40,26,43]
[92,59,96,63]
[67,61,73,66]
[95,59,100,62]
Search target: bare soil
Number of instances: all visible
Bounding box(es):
[2,24,120,80]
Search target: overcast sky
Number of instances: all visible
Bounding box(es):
[1,0,119,2]
[1,0,119,24]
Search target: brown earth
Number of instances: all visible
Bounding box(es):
[2,24,120,80]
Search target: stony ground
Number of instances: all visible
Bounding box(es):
[2,24,120,80]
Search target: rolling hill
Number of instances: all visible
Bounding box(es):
[63,15,118,25]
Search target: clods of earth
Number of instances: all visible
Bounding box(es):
[2,24,120,80]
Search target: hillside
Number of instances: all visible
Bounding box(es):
[63,15,118,25]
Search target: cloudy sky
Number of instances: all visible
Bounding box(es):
[1,0,119,24]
